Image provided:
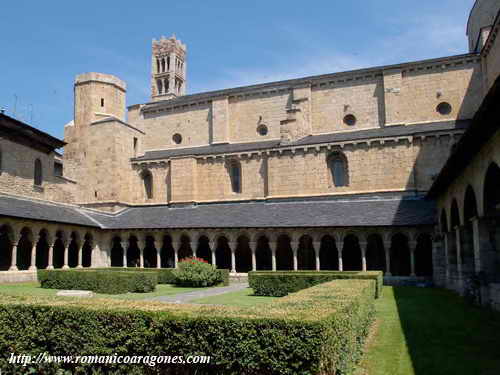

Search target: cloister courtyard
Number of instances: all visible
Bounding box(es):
[0,280,499,375]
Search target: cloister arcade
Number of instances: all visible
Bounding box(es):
[437,161,500,291]
[0,220,434,277]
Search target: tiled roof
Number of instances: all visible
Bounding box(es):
[0,195,99,227]
[0,194,435,229]
[89,196,436,229]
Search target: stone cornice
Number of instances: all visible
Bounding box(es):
[131,128,464,167]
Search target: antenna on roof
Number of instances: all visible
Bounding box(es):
[13,94,18,118]
[0,108,5,114]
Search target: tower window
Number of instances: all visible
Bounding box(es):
[328,152,349,187]
[100,98,104,107]
[54,162,63,177]
[34,158,43,186]
[133,137,138,156]
[172,133,182,144]
[229,160,242,193]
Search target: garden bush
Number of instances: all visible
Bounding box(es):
[172,257,226,287]
[38,269,157,294]
[0,279,375,374]
[248,270,383,298]
[93,267,230,286]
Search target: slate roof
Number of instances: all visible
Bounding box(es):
[0,194,435,229]
[132,120,469,161]
[0,113,66,152]
[87,196,436,229]
[0,195,100,227]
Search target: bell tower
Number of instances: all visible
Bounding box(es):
[151,35,187,101]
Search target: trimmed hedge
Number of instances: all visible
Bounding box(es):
[0,279,375,374]
[248,271,383,298]
[92,267,230,286]
[38,270,157,294]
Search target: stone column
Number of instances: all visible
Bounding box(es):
[384,240,392,276]
[138,239,145,268]
[192,241,197,258]
[229,241,236,273]
[313,240,321,271]
[9,241,18,271]
[443,233,450,280]
[337,240,344,271]
[250,241,257,271]
[270,241,277,271]
[172,241,180,268]
[62,242,69,270]
[359,241,367,272]
[208,240,216,266]
[154,235,162,269]
[47,241,55,270]
[454,226,463,290]
[291,241,299,271]
[472,217,497,275]
[77,242,83,269]
[29,236,38,271]
[409,240,417,277]
[121,240,128,268]
[432,234,446,287]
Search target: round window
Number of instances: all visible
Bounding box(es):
[257,124,268,136]
[436,102,452,116]
[172,133,182,144]
[343,114,357,126]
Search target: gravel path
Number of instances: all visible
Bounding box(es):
[147,283,248,304]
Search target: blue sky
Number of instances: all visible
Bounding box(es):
[0,0,474,139]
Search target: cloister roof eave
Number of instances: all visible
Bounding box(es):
[0,214,100,229]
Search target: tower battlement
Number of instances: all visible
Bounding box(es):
[151,35,187,101]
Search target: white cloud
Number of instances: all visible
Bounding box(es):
[189,10,469,95]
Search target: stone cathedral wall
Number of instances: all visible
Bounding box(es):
[0,138,75,203]
[130,55,482,153]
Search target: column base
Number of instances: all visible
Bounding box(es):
[76,265,83,269]
[386,272,392,276]
[28,266,37,271]
[62,265,69,270]
[46,265,54,270]
[8,266,18,271]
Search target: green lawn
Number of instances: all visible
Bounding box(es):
[192,287,279,306]
[0,282,210,300]
[359,286,500,375]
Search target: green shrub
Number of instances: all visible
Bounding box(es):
[91,267,229,286]
[0,279,375,374]
[248,270,383,298]
[172,257,224,287]
[38,270,157,294]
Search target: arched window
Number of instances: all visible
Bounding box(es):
[229,160,241,193]
[34,159,42,186]
[328,152,348,187]
[157,79,163,95]
[141,170,153,200]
